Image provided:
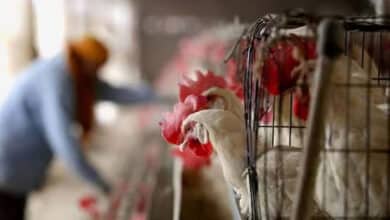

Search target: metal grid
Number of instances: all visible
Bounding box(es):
[236,12,390,220]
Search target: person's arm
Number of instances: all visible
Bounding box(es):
[41,86,110,193]
[96,79,157,104]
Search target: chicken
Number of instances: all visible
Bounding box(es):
[266,26,386,216]
[160,70,309,217]
[162,67,308,216]
[180,109,246,196]
[178,71,286,153]
[179,109,319,218]
[270,24,386,217]
[160,94,211,156]
[260,30,387,216]
[161,77,247,219]
[314,54,389,217]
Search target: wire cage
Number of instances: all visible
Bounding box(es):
[235,11,390,220]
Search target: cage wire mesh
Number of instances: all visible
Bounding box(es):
[234,12,390,220]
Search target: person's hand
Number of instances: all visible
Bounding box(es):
[100,181,112,196]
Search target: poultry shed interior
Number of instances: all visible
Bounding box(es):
[0,0,388,220]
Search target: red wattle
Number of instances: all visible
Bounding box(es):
[186,137,213,158]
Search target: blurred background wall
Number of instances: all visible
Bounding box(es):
[0,0,375,132]
[0,0,372,91]
[137,0,371,82]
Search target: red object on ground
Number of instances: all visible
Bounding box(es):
[79,196,97,209]
[79,195,100,220]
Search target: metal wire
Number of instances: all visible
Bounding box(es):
[236,11,390,220]
[243,25,260,219]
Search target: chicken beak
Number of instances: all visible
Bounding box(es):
[179,139,188,151]
[193,122,208,144]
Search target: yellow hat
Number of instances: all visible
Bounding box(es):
[68,35,109,66]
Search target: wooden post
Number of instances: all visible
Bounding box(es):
[291,19,343,220]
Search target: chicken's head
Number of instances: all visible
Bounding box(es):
[159,95,208,145]
[160,95,213,169]
[160,99,213,158]
[179,109,246,170]
[258,35,317,121]
[179,118,213,158]
[261,35,316,95]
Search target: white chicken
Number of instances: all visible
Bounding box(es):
[161,70,306,217]
[259,42,386,217]
[261,32,387,216]
[314,54,389,217]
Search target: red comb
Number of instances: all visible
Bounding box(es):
[159,95,208,145]
[179,70,227,102]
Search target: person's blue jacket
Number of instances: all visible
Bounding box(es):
[0,55,156,194]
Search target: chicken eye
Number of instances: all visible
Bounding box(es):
[184,121,196,133]
[184,126,191,132]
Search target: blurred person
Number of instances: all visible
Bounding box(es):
[0,36,156,220]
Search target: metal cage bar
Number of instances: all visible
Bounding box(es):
[237,11,390,220]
